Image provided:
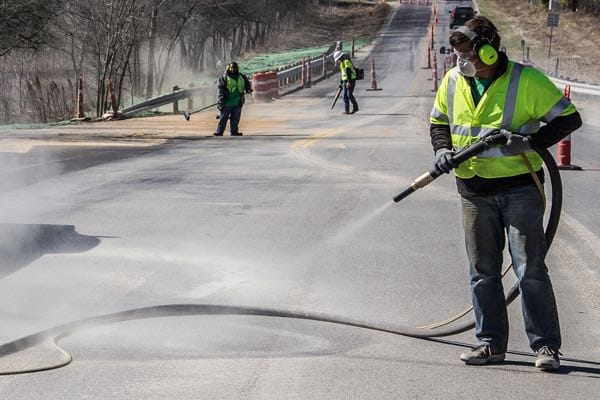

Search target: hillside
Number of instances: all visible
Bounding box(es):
[250,1,391,55]
[269,0,598,84]
[475,0,599,84]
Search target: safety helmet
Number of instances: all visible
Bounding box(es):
[333,51,344,62]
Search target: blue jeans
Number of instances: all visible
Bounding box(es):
[461,185,561,352]
[216,105,242,135]
[342,81,358,113]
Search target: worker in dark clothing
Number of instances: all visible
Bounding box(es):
[214,62,252,136]
[430,16,582,371]
[333,51,359,114]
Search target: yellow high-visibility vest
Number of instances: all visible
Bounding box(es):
[430,61,576,179]
[340,59,357,81]
[226,75,245,94]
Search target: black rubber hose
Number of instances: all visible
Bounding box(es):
[0,148,562,375]
[504,147,562,305]
[394,133,508,202]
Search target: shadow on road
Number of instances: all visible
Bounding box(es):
[426,337,600,378]
[0,223,101,279]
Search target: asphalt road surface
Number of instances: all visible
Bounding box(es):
[1,3,600,399]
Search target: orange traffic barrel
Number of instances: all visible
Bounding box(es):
[252,72,278,102]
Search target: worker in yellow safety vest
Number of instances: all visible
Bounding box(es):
[214,62,252,136]
[429,16,582,371]
[333,51,359,114]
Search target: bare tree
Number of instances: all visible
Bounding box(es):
[0,0,64,57]
[64,0,149,116]
[1,0,317,123]
[179,0,311,73]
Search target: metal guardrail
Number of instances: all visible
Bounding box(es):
[121,87,213,117]
[275,52,338,96]
[547,76,600,96]
[119,45,341,117]
[277,52,336,82]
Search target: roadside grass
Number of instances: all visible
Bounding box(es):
[240,37,371,75]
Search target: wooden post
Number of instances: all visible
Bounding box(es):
[188,83,194,111]
[172,85,179,114]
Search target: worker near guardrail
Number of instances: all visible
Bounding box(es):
[333,51,359,115]
[429,16,582,371]
[214,62,252,136]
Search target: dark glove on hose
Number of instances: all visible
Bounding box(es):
[501,129,531,155]
[433,148,456,174]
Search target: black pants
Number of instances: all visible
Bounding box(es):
[215,105,242,135]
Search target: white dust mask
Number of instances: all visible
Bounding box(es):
[457,56,477,77]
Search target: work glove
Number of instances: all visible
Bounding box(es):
[338,83,342,89]
[433,148,456,174]
[501,129,531,155]
[217,104,223,111]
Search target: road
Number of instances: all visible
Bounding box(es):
[1,2,600,399]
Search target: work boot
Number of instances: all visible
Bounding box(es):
[535,346,561,371]
[460,345,505,365]
[213,132,223,136]
[231,132,243,136]
[350,106,359,114]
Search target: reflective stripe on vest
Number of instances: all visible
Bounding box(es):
[542,96,571,123]
[436,61,571,179]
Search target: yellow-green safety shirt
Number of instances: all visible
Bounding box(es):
[430,61,576,179]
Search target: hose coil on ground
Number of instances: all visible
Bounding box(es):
[0,149,562,375]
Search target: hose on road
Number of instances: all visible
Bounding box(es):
[0,147,561,375]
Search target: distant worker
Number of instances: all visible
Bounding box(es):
[430,16,582,370]
[214,62,252,136]
[333,51,359,115]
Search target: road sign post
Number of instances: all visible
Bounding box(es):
[546,12,559,60]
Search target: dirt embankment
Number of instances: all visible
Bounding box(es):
[268,1,597,85]
[481,0,600,84]
[254,1,391,54]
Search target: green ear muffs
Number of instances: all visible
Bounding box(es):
[455,26,498,66]
[475,40,498,65]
